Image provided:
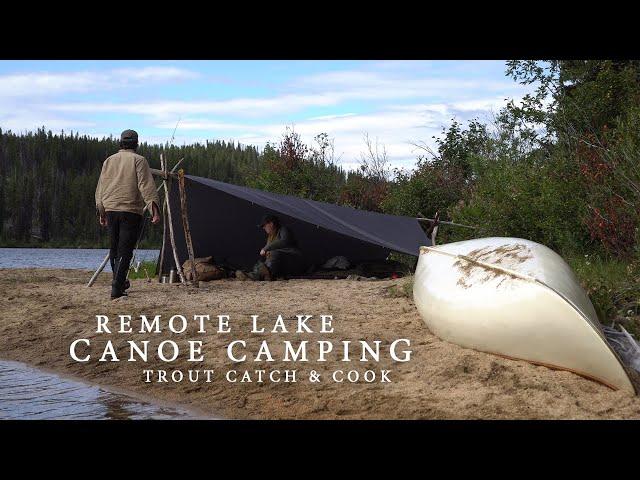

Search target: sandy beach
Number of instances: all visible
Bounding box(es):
[1,268,640,420]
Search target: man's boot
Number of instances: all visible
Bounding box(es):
[235,270,249,281]
[240,262,271,281]
[259,262,272,281]
[252,261,271,281]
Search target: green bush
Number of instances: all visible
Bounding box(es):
[448,152,588,256]
[245,131,345,203]
[382,157,468,220]
[568,255,640,332]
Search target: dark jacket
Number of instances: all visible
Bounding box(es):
[263,225,305,277]
[264,225,301,254]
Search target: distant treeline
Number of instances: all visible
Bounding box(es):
[0,129,266,247]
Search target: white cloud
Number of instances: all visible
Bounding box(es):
[111,66,199,82]
[47,93,343,118]
[0,112,95,132]
[0,66,199,98]
[0,72,102,97]
[44,67,527,122]
[451,97,510,112]
[308,113,357,121]
[154,119,250,131]
[291,68,521,100]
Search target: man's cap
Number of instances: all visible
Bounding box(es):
[257,214,279,227]
[120,129,139,142]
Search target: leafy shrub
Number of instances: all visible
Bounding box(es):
[448,152,588,255]
[568,255,640,331]
[246,129,345,203]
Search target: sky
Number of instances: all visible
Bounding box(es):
[0,60,534,172]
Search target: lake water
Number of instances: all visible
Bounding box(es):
[0,359,208,420]
[0,248,203,419]
[0,248,159,271]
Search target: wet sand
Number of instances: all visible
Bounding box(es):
[2,268,640,419]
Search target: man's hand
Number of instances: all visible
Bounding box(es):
[151,202,161,225]
[99,214,107,227]
[260,248,266,256]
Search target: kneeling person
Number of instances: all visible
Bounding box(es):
[237,214,305,281]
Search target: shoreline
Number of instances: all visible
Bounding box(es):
[2,268,640,419]
[0,357,216,420]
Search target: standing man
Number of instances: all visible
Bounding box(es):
[95,129,160,299]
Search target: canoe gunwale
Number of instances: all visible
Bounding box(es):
[418,245,638,395]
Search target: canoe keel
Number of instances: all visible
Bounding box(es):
[413,237,636,394]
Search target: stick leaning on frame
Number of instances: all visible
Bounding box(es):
[86,254,110,287]
[157,153,167,279]
[161,154,186,284]
[155,155,184,278]
[178,169,199,287]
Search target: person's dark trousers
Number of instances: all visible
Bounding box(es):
[106,211,142,298]
[265,249,305,279]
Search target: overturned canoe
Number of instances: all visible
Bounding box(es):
[413,237,636,394]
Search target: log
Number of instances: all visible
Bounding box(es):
[178,169,199,287]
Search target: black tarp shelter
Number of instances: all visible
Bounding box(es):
[160,174,431,275]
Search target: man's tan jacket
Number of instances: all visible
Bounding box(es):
[95,149,160,216]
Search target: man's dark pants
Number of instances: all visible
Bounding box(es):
[106,211,142,296]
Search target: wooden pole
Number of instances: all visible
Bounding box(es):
[163,170,186,284]
[170,157,184,173]
[150,167,167,178]
[416,217,477,229]
[155,156,186,282]
[150,168,178,178]
[157,196,168,281]
[86,252,110,287]
[152,156,185,283]
[157,153,167,280]
[178,169,199,287]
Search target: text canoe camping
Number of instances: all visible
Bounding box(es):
[413,237,637,394]
[158,173,431,275]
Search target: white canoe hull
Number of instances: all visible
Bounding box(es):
[413,237,635,394]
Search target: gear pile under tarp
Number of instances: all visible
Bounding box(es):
[160,174,431,274]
